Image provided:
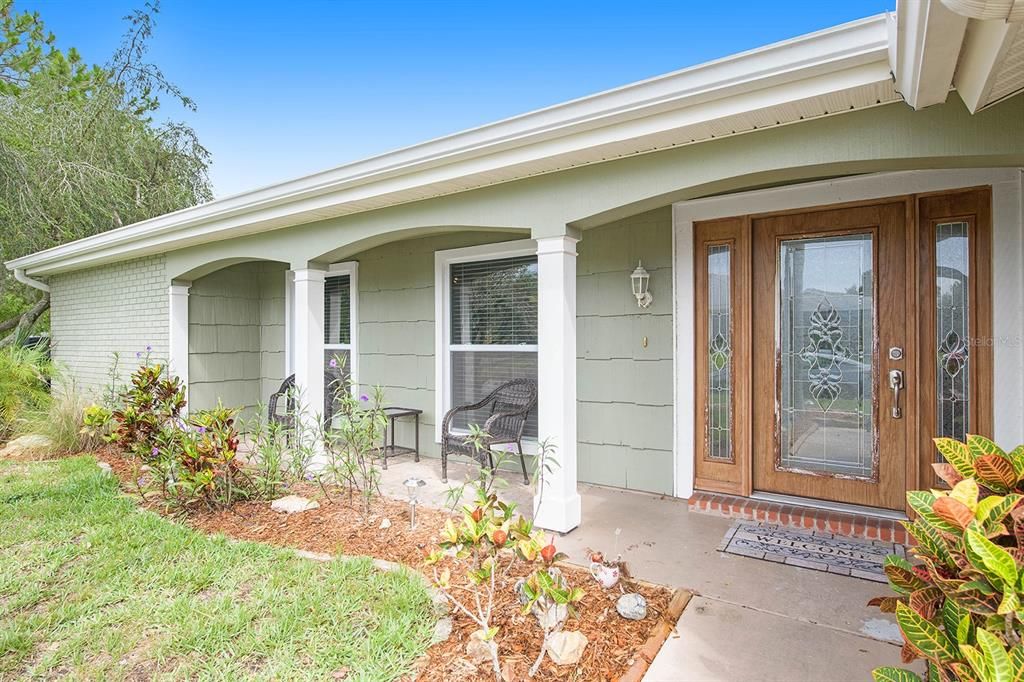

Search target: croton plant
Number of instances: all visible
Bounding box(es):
[871,435,1024,682]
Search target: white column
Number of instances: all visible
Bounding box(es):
[533,235,582,534]
[284,270,295,375]
[168,283,191,408]
[291,268,326,426]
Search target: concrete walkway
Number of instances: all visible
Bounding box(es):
[379,458,917,682]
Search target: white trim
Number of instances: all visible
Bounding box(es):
[284,270,295,375]
[6,15,894,277]
[672,167,1024,500]
[292,267,327,427]
[325,261,359,393]
[890,0,966,110]
[953,19,1023,113]
[434,239,539,445]
[13,268,49,293]
[168,284,191,411]
[532,234,581,533]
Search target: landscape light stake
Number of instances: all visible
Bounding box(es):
[404,477,425,529]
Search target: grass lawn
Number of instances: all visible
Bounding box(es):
[0,456,436,680]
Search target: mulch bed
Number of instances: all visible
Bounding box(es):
[90,447,681,681]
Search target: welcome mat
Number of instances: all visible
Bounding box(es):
[717,520,905,583]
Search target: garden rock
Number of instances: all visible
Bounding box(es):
[466,630,497,666]
[545,630,588,666]
[616,592,648,620]
[430,616,453,644]
[379,517,391,530]
[0,434,53,459]
[270,495,320,514]
[97,462,113,476]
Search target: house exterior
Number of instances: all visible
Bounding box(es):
[7,3,1024,533]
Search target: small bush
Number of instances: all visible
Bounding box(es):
[240,397,316,500]
[317,357,387,517]
[870,434,1024,682]
[427,445,581,680]
[108,364,186,460]
[148,402,246,509]
[0,345,53,442]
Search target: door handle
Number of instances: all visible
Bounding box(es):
[888,369,904,419]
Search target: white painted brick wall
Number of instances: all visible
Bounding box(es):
[48,255,168,394]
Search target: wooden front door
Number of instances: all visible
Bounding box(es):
[692,188,994,513]
[751,202,908,509]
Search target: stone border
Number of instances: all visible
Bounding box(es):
[617,587,692,682]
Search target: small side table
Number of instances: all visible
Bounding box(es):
[380,406,423,469]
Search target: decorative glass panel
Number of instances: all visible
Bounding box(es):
[778,234,875,479]
[935,222,970,448]
[706,244,733,461]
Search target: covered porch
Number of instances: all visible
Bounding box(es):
[169,225,595,534]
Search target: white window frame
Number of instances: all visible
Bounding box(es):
[434,240,539,449]
[324,261,359,393]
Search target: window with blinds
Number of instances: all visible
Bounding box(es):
[324,274,352,382]
[449,256,538,438]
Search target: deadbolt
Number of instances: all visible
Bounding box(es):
[888,347,904,361]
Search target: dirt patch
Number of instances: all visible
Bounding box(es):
[93,448,677,681]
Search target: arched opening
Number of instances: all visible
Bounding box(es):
[186,259,289,418]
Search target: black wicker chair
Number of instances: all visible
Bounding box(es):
[440,378,538,484]
[267,372,341,431]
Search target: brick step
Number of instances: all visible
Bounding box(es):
[688,491,909,545]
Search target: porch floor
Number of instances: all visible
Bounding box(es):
[379,456,916,681]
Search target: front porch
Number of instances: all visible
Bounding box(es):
[379,456,910,681]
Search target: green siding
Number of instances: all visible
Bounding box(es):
[577,207,674,494]
[354,232,520,456]
[188,261,287,416]
[348,210,674,495]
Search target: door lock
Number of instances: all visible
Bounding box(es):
[888,369,904,419]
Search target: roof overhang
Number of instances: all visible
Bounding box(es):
[6,14,898,277]
[892,0,1024,112]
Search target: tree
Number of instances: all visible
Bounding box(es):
[0,0,212,345]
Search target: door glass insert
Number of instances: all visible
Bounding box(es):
[935,221,970,447]
[778,234,875,479]
[706,244,733,461]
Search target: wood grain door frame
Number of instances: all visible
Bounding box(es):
[916,188,994,488]
[692,187,994,513]
[693,217,751,495]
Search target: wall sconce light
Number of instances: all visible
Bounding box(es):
[631,261,653,309]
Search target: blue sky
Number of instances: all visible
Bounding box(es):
[25,1,894,197]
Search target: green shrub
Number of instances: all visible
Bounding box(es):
[107,363,251,510]
[318,371,387,518]
[108,364,186,460]
[0,345,52,442]
[149,402,245,509]
[240,398,314,500]
[870,434,1024,682]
